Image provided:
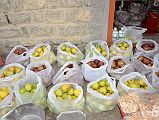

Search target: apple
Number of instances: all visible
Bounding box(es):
[55,89,63,97]
[94,44,107,57]
[99,80,106,87]
[71,48,77,54]
[32,45,47,57]
[137,56,153,67]
[73,89,81,97]
[14,48,26,55]
[91,83,99,90]
[25,83,33,92]
[111,59,126,69]
[87,59,104,68]
[0,86,10,102]
[141,42,155,51]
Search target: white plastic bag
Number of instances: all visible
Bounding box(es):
[109,39,133,58]
[29,43,51,63]
[14,71,47,108]
[150,68,159,91]
[154,53,159,68]
[57,42,84,66]
[117,72,154,95]
[26,61,55,87]
[52,61,83,86]
[85,40,109,59]
[131,52,156,75]
[136,39,159,57]
[124,26,147,43]
[47,82,85,114]
[81,51,108,82]
[86,74,119,113]
[0,63,25,86]
[107,56,134,80]
[5,45,30,66]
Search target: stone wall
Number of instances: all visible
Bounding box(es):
[0,0,109,55]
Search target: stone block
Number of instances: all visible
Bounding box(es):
[0,0,10,12]
[0,13,8,26]
[0,27,21,38]
[84,0,105,7]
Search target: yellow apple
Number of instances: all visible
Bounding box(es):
[91,83,99,90]
[61,84,71,93]
[55,89,63,97]
[71,48,77,54]
[74,89,81,97]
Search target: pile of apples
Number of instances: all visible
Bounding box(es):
[87,59,104,68]
[54,84,81,100]
[155,72,159,77]
[19,83,37,95]
[91,80,114,96]
[124,78,148,90]
[116,42,129,50]
[94,44,107,57]
[0,66,22,78]
[31,65,46,72]
[61,45,77,55]
[32,45,47,57]
[111,59,126,69]
[138,56,153,67]
[14,48,26,55]
[0,86,10,102]
[141,42,155,51]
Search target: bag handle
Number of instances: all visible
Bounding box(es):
[110,77,116,87]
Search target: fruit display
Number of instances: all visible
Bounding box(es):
[32,45,47,57]
[137,56,153,67]
[31,65,46,72]
[90,80,114,96]
[94,44,107,57]
[0,86,10,102]
[54,84,81,100]
[116,42,129,50]
[14,48,26,55]
[87,59,104,68]
[0,66,22,78]
[19,83,37,95]
[111,59,126,69]
[61,45,78,55]
[124,78,148,90]
[141,42,155,51]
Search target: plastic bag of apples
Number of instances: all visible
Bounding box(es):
[107,56,134,80]
[0,83,16,118]
[0,63,25,86]
[136,39,159,57]
[52,61,83,86]
[86,74,119,113]
[26,61,55,87]
[57,42,84,66]
[14,71,47,108]
[5,45,30,66]
[117,72,154,96]
[85,40,109,59]
[109,39,133,58]
[81,51,108,82]
[47,82,85,114]
[131,52,157,75]
[29,43,56,64]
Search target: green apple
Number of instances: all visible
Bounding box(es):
[19,88,26,94]
[67,88,74,95]
[6,71,14,76]
[61,45,66,51]
[99,87,107,95]
[31,89,36,94]
[71,48,77,54]
[71,95,77,100]
[101,50,107,57]
[32,83,37,89]
[55,89,62,97]
[66,47,71,53]
[91,83,99,90]
[25,83,33,92]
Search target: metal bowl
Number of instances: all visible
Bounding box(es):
[1,103,45,120]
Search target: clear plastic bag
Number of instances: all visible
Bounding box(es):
[47,82,85,114]
[26,61,55,87]
[86,74,119,113]
[81,51,108,82]
[107,56,134,80]
[52,61,83,86]
[0,63,25,86]
[5,45,30,66]
[29,43,51,63]
[136,39,159,57]
[85,40,109,59]
[131,52,156,75]
[109,39,133,58]
[57,42,84,66]
[14,71,47,108]
[124,26,147,43]
[117,72,154,95]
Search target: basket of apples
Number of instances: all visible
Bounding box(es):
[5,45,29,66]
[86,74,119,113]
[117,72,154,95]
[107,56,134,80]
[57,42,84,66]
[0,63,25,85]
[136,39,159,57]
[14,71,47,108]
[110,39,133,58]
[0,83,16,118]
[85,40,109,59]
[52,61,83,86]
[131,52,156,75]
[26,61,55,87]
[81,51,108,82]
[47,82,85,114]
